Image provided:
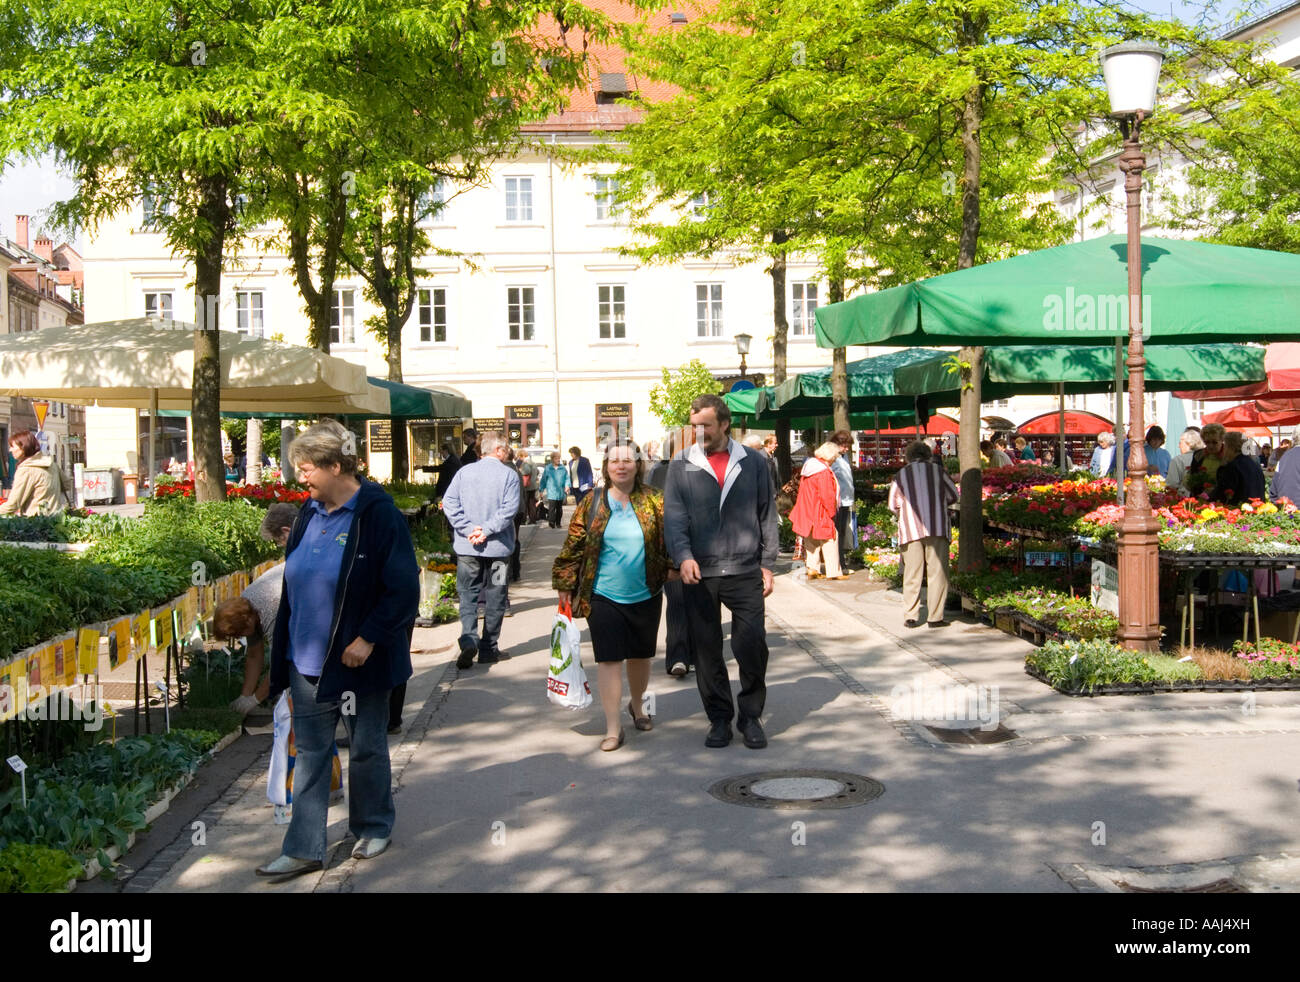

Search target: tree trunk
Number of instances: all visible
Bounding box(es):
[192,174,229,503]
[246,417,263,486]
[955,16,987,574]
[829,274,849,434]
[386,308,408,481]
[770,229,792,483]
[289,172,349,353]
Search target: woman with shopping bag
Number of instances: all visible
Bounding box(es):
[552,439,670,752]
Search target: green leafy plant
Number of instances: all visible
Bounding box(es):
[0,842,82,893]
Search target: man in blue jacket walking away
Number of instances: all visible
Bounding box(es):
[442,431,521,668]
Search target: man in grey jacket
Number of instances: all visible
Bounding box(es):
[664,394,779,749]
[441,431,520,668]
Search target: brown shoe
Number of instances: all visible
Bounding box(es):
[600,729,626,752]
[628,700,653,731]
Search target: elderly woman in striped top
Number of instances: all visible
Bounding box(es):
[888,441,959,629]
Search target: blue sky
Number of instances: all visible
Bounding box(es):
[0,0,1268,251]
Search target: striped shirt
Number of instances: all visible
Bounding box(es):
[888,461,959,545]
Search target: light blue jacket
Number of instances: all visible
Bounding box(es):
[442,457,521,558]
[540,462,569,500]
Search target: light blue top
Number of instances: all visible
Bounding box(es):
[593,498,652,604]
[285,489,358,677]
[832,455,854,505]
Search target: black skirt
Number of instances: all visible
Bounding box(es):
[587,592,664,663]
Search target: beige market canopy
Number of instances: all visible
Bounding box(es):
[0,317,387,414]
[0,317,389,483]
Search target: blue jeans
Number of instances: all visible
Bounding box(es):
[456,555,509,655]
[280,665,395,862]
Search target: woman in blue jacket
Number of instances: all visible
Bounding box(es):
[256,420,419,879]
[540,451,570,528]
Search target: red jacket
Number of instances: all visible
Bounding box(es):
[788,459,838,540]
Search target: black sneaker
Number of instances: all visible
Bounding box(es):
[477,649,501,665]
[737,717,767,749]
[456,646,475,669]
[705,720,733,748]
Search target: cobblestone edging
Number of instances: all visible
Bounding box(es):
[315,660,461,894]
[110,659,463,893]
[119,736,267,894]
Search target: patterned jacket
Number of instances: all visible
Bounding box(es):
[551,485,669,618]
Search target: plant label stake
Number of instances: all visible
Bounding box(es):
[154,680,170,732]
[6,755,27,809]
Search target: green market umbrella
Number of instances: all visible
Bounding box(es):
[767,348,959,418]
[359,378,471,420]
[814,235,1300,348]
[170,377,472,421]
[893,344,1266,401]
[893,343,1265,472]
[725,385,913,431]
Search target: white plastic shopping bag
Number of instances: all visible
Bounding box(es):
[268,691,292,810]
[547,600,593,710]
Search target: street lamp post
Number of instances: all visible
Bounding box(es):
[735,332,752,379]
[1102,41,1164,652]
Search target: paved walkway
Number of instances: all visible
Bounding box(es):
[102,524,1300,892]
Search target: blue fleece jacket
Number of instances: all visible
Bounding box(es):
[270,479,419,702]
[441,456,521,558]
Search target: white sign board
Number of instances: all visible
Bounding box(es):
[1090,560,1120,615]
[6,754,26,774]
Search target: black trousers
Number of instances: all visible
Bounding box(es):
[683,571,769,724]
[547,499,563,528]
[510,514,523,581]
[835,505,852,559]
[663,577,695,674]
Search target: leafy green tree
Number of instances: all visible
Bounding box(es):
[619,0,1262,569]
[1167,70,1300,253]
[649,359,723,429]
[341,1,611,479]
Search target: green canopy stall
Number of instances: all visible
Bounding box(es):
[893,343,1266,468]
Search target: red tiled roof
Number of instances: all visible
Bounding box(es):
[522,1,713,133]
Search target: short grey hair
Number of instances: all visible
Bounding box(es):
[741,433,764,450]
[479,430,506,455]
[1181,427,1205,451]
[905,440,932,463]
[289,419,359,475]
[260,503,300,540]
[1225,431,1245,453]
[1201,422,1226,443]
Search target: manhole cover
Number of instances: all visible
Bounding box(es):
[709,770,884,810]
[924,724,1018,745]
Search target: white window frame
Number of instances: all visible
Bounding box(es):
[418,180,448,224]
[235,291,264,338]
[593,176,621,222]
[144,291,174,321]
[330,288,356,346]
[690,192,713,220]
[790,280,819,337]
[141,189,170,227]
[506,285,536,342]
[415,286,449,344]
[596,284,627,340]
[504,176,534,222]
[695,282,723,338]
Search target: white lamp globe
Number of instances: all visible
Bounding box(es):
[1101,42,1165,117]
